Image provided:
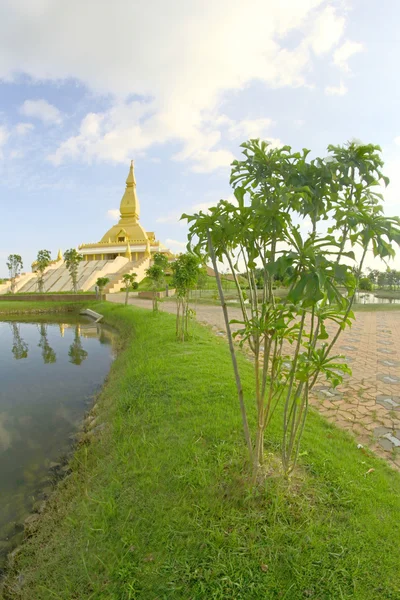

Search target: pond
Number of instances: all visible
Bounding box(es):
[0,315,116,562]
[354,292,400,304]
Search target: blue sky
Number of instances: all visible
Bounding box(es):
[0,0,399,277]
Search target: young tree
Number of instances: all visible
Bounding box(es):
[359,277,372,291]
[196,266,208,297]
[171,253,201,341]
[185,139,400,480]
[122,273,138,305]
[6,254,23,293]
[145,252,169,312]
[96,277,110,300]
[64,249,83,292]
[35,249,52,293]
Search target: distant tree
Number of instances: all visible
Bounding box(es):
[153,252,169,271]
[359,277,372,291]
[386,269,397,290]
[196,266,208,297]
[145,253,169,312]
[35,249,52,293]
[367,268,379,286]
[96,277,110,300]
[122,273,138,305]
[377,271,387,289]
[7,254,23,293]
[64,249,83,292]
[171,253,201,341]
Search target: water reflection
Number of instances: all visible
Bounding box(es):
[355,292,400,304]
[0,316,116,560]
[10,323,29,360]
[38,323,57,364]
[68,324,88,366]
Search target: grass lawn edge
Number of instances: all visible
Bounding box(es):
[1,301,400,599]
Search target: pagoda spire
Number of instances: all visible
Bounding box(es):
[120,160,140,221]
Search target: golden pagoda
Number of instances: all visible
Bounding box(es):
[79,161,172,262]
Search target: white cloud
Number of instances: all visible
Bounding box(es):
[157,199,219,226]
[107,209,120,220]
[0,126,9,157]
[219,116,277,141]
[20,99,62,125]
[325,81,347,96]
[192,201,218,212]
[166,239,186,249]
[0,0,355,169]
[309,5,345,54]
[394,137,400,146]
[333,40,364,72]
[15,122,35,135]
[156,213,181,224]
[0,126,8,146]
[380,154,400,214]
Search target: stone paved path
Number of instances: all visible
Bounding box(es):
[108,294,400,469]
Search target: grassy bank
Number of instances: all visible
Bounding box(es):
[2,303,400,599]
[0,300,95,316]
[352,302,400,311]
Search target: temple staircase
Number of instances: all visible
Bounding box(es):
[103,256,150,294]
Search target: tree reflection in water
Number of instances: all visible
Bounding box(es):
[68,325,88,366]
[10,323,28,360]
[37,323,57,364]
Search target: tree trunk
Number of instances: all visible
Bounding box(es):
[207,230,253,462]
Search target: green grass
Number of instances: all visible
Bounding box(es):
[3,291,95,295]
[137,273,175,291]
[353,303,400,311]
[2,303,400,599]
[0,300,95,316]
[138,274,238,293]
[373,290,400,299]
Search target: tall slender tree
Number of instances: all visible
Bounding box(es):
[64,249,83,292]
[145,252,169,312]
[35,249,52,292]
[185,139,400,479]
[171,253,201,341]
[6,254,23,293]
[122,273,138,305]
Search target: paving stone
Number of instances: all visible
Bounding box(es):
[376,395,400,410]
[383,433,400,447]
[379,438,393,451]
[377,374,400,384]
[373,426,391,437]
[378,359,400,367]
